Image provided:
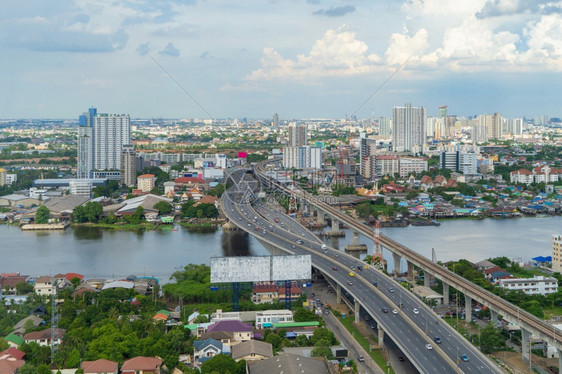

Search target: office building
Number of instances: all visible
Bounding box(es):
[399,157,428,177]
[121,145,136,187]
[553,235,562,273]
[288,123,307,147]
[392,103,426,153]
[282,146,322,170]
[440,151,478,175]
[374,155,399,177]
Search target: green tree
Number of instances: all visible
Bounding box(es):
[200,354,245,374]
[84,202,103,223]
[125,206,145,225]
[15,282,34,295]
[295,334,310,347]
[293,308,319,322]
[265,332,283,351]
[73,205,87,223]
[310,327,337,346]
[65,348,81,368]
[480,322,507,353]
[35,205,50,224]
[355,203,372,220]
[154,201,173,215]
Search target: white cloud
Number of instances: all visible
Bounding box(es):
[246,27,383,81]
[385,28,429,65]
[524,14,562,63]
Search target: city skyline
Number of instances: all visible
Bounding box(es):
[2,1,562,119]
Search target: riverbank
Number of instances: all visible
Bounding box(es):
[72,222,167,231]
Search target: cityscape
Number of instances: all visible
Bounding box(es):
[2,1,562,374]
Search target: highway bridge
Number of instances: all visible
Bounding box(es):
[222,168,501,374]
[253,158,562,369]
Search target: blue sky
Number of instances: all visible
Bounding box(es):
[1,0,562,119]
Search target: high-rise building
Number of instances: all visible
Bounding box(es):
[392,103,426,153]
[440,151,478,175]
[0,168,6,186]
[288,123,307,147]
[78,108,130,180]
[273,113,279,130]
[553,235,562,273]
[379,117,392,136]
[359,137,377,179]
[121,145,136,187]
[77,107,97,179]
[282,146,322,170]
[93,114,131,172]
[505,118,523,135]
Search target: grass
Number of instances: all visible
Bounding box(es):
[541,307,562,320]
[338,316,395,374]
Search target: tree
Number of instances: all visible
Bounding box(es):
[200,354,245,374]
[480,322,507,353]
[65,348,81,368]
[15,282,34,295]
[154,201,173,215]
[310,327,337,346]
[355,203,372,220]
[293,308,319,322]
[84,202,103,223]
[125,206,145,225]
[35,205,50,224]
[295,334,309,347]
[265,332,283,351]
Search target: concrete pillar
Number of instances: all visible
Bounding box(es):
[424,271,431,287]
[464,294,472,322]
[442,283,449,305]
[558,348,562,373]
[392,253,401,276]
[331,218,339,232]
[378,325,384,346]
[351,231,360,246]
[354,300,360,324]
[521,328,531,363]
[490,309,498,323]
[336,283,342,304]
[317,209,326,224]
[407,261,414,282]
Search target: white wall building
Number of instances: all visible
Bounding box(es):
[399,157,428,177]
[392,103,426,153]
[499,275,558,296]
[255,310,294,329]
[69,180,93,196]
[93,114,131,172]
[282,146,322,170]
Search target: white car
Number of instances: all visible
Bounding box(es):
[425,344,433,350]
[413,308,419,314]
[392,309,398,315]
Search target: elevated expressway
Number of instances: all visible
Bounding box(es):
[254,158,562,368]
[222,169,501,374]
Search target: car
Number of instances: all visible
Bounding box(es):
[392,309,398,314]
[434,336,441,344]
[348,272,355,277]
[321,244,327,249]
[350,266,356,270]
[324,309,329,315]
[247,223,251,227]
[348,281,353,286]
[381,308,389,313]
[373,281,378,287]
[291,245,296,248]
[358,356,365,362]
[364,315,371,321]
[332,267,338,271]
[357,266,363,271]
[370,324,376,329]
[413,308,419,314]
[460,354,469,362]
[425,344,433,350]
[398,356,405,362]
[389,288,395,293]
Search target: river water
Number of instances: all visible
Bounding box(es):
[1,216,561,280]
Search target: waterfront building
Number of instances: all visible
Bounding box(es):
[392,103,426,153]
[121,145,136,187]
[137,174,156,193]
[499,275,558,296]
[510,166,562,185]
[553,235,562,273]
[77,107,97,179]
[33,276,55,296]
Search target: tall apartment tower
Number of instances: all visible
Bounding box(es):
[359,136,377,179]
[120,145,136,187]
[273,113,279,130]
[488,113,503,140]
[77,107,97,178]
[553,235,562,273]
[379,117,392,136]
[93,114,131,172]
[288,123,307,147]
[392,103,426,153]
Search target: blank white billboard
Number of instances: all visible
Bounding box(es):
[211,255,311,283]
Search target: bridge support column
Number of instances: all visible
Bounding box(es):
[521,327,531,363]
[345,231,367,256]
[407,261,414,282]
[442,283,449,305]
[490,309,498,323]
[326,218,344,237]
[354,300,360,324]
[558,348,562,372]
[377,325,384,346]
[352,231,360,246]
[336,283,342,304]
[392,253,401,276]
[423,271,431,287]
[316,209,326,225]
[464,294,472,322]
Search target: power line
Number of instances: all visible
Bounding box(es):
[149,54,215,120]
[352,55,413,117]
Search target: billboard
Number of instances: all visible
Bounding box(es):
[238,151,247,158]
[211,255,311,283]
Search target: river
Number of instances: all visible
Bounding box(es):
[1,216,561,280]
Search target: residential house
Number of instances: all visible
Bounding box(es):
[193,339,223,362]
[482,266,511,283]
[0,359,25,374]
[30,305,47,317]
[121,357,162,374]
[231,340,273,362]
[80,359,119,374]
[247,353,331,374]
[277,285,302,302]
[200,331,235,348]
[0,347,25,361]
[205,320,254,344]
[12,315,43,336]
[420,175,434,190]
[23,328,65,346]
[499,276,558,296]
[3,334,23,348]
[433,175,447,187]
[0,275,29,295]
[33,276,55,296]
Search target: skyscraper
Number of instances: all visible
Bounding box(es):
[392,103,426,153]
[77,108,130,179]
[273,113,279,130]
[120,144,136,187]
[378,117,392,136]
[288,123,307,147]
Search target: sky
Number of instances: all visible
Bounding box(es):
[2,0,562,120]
